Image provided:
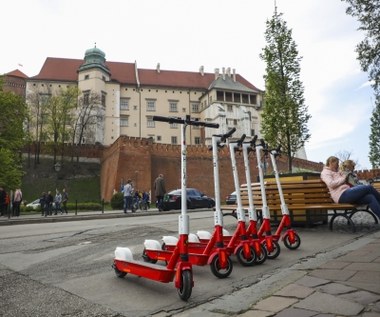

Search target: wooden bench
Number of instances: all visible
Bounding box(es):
[221,178,379,232]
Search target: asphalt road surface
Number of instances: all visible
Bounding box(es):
[0,211,376,316]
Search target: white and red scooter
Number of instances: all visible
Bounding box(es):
[112,115,219,301]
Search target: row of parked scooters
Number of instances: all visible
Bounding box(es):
[112,115,301,301]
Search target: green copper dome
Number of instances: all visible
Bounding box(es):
[79,45,110,74]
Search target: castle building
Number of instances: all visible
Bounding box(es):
[24,46,265,146]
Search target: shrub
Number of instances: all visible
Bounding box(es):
[111,192,124,210]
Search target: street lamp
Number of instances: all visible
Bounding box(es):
[54,162,62,173]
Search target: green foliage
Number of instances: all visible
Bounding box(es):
[111,192,124,210]
[0,84,28,188]
[369,100,380,168]
[342,0,380,168]
[342,0,380,95]
[260,10,311,172]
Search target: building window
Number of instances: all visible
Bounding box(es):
[170,122,178,129]
[250,94,257,105]
[157,136,162,141]
[83,91,90,106]
[171,136,178,144]
[120,98,129,110]
[191,103,199,113]
[84,75,89,80]
[169,101,178,112]
[147,116,155,128]
[101,92,106,107]
[242,94,249,104]
[234,93,241,103]
[147,99,156,111]
[120,116,129,127]
[217,90,224,101]
[194,137,201,144]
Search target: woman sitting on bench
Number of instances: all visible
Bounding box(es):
[321,156,380,219]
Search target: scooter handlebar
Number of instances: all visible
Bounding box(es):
[220,127,236,142]
[153,115,219,128]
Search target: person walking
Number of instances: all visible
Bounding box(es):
[0,187,6,217]
[154,174,166,211]
[122,179,134,213]
[54,190,63,215]
[62,188,69,214]
[12,188,22,217]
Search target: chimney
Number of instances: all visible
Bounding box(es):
[233,68,236,82]
[227,67,231,77]
[199,65,204,76]
[214,68,220,80]
[222,67,226,80]
[156,63,160,73]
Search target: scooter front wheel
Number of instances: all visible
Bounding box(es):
[210,254,233,278]
[178,270,193,301]
[263,240,281,259]
[283,232,301,250]
[236,245,256,266]
[254,244,267,265]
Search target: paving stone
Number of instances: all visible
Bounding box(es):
[345,262,380,272]
[343,280,380,294]
[238,309,273,317]
[295,276,330,288]
[340,290,380,305]
[347,271,380,286]
[273,307,316,317]
[274,283,314,299]
[317,282,356,295]
[361,313,380,317]
[252,296,298,313]
[294,291,364,316]
[312,314,335,317]
[309,268,356,281]
[318,260,351,270]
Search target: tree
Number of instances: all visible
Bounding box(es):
[0,82,28,188]
[341,0,380,167]
[369,99,380,168]
[71,91,103,162]
[260,9,311,172]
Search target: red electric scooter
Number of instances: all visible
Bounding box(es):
[158,134,258,267]
[112,115,219,301]
[242,136,267,264]
[268,146,301,249]
[256,139,281,259]
[143,128,236,278]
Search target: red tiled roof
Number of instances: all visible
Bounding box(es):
[31,57,261,91]
[5,69,28,78]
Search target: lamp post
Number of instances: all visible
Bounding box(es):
[54,162,62,191]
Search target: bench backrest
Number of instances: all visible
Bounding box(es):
[240,178,334,210]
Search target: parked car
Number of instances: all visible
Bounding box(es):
[162,188,215,211]
[26,199,42,210]
[225,191,237,205]
[26,198,56,210]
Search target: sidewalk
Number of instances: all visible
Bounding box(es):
[176,229,380,317]
[0,207,167,226]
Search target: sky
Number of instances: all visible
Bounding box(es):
[1,0,375,169]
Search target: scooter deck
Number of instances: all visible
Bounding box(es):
[114,259,175,283]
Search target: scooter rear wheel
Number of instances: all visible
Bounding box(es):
[236,245,256,266]
[283,232,301,250]
[142,249,158,264]
[113,265,127,278]
[210,255,233,278]
[178,270,192,301]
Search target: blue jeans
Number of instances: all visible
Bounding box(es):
[124,196,132,212]
[339,185,380,218]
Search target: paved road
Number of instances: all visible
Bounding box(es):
[0,211,377,316]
